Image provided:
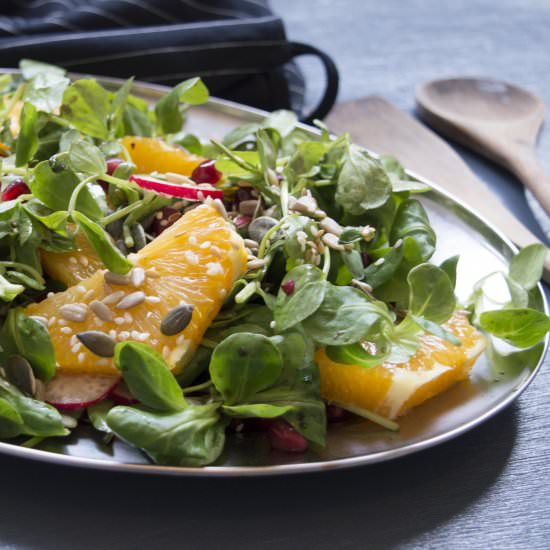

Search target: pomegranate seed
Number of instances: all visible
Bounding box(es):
[191,160,222,184]
[326,404,350,423]
[234,214,251,229]
[151,206,181,236]
[1,179,30,201]
[267,419,308,453]
[281,279,295,295]
[106,158,123,175]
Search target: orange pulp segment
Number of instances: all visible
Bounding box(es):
[120,136,204,175]
[316,311,486,419]
[27,203,247,376]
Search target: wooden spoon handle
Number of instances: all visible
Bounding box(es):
[505,149,550,215]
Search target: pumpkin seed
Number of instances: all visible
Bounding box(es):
[6,355,37,396]
[248,216,278,243]
[104,271,130,286]
[76,331,117,357]
[90,300,113,322]
[115,291,145,309]
[131,224,147,251]
[160,304,194,336]
[59,303,88,322]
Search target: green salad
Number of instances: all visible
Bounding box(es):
[0,60,547,466]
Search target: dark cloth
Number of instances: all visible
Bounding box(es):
[0,0,338,122]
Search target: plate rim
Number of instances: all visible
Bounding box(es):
[0,71,547,476]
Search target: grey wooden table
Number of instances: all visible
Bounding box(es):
[0,1,549,549]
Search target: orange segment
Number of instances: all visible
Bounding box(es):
[120,136,204,175]
[316,311,486,419]
[41,233,103,286]
[27,203,247,376]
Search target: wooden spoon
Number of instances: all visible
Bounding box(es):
[416,77,550,215]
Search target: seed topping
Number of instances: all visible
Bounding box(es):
[76,331,117,357]
[115,291,145,310]
[160,304,194,336]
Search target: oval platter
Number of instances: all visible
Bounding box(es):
[0,75,547,476]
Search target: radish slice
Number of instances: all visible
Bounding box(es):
[45,373,119,410]
[110,381,138,405]
[130,175,223,200]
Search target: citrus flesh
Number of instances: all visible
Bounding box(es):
[316,311,486,419]
[27,203,247,376]
[120,136,204,175]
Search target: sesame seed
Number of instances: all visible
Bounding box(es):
[76,285,86,294]
[146,312,154,319]
[188,236,197,245]
[69,257,78,265]
[79,256,89,267]
[136,332,149,341]
[48,316,56,327]
[145,295,161,304]
[176,334,185,345]
[211,245,222,257]
[71,344,81,354]
[162,346,170,359]
[47,292,55,298]
[218,288,227,298]
[77,352,85,363]
[200,241,211,249]
[109,329,117,339]
[61,326,73,334]
[119,331,130,340]
[145,269,160,278]
[58,319,68,326]
[70,335,78,346]
[114,317,125,325]
[83,289,95,301]
[124,312,133,323]
[374,258,385,266]
[130,267,146,287]
[184,250,199,265]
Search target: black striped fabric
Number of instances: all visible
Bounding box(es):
[0,0,338,120]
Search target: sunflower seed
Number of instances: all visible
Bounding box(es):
[59,303,88,322]
[6,355,36,396]
[90,300,113,322]
[160,304,194,336]
[103,290,125,305]
[239,199,259,216]
[130,267,146,287]
[131,224,147,251]
[247,258,267,270]
[115,291,145,310]
[243,238,259,250]
[76,331,116,357]
[211,198,228,220]
[104,272,130,286]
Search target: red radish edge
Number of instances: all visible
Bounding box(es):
[45,373,120,411]
[130,174,223,200]
[110,381,138,405]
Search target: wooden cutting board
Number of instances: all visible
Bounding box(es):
[325,96,550,283]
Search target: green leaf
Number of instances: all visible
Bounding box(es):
[68,140,106,176]
[155,77,209,134]
[87,400,114,435]
[326,341,389,369]
[479,308,550,348]
[209,333,282,405]
[263,110,298,137]
[410,314,461,346]
[390,199,436,265]
[72,211,133,274]
[109,77,134,137]
[274,264,327,331]
[303,284,393,346]
[509,244,546,291]
[22,72,70,113]
[0,377,67,438]
[440,255,459,289]
[20,59,66,80]
[106,403,225,466]
[364,246,404,289]
[31,160,103,220]
[222,403,292,418]
[60,79,111,139]
[15,102,39,167]
[407,263,456,324]
[122,104,154,137]
[12,310,56,381]
[0,397,23,438]
[114,342,185,412]
[335,145,392,214]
